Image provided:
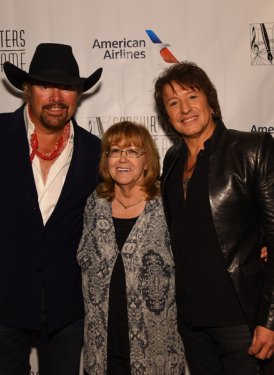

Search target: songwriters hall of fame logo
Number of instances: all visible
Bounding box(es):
[0,29,26,72]
[250,22,274,65]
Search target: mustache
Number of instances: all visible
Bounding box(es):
[42,103,68,110]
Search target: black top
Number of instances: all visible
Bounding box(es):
[164,134,245,327]
[107,216,138,375]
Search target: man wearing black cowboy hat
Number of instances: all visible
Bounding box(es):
[0,43,102,374]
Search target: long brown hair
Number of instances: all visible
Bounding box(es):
[97,121,160,200]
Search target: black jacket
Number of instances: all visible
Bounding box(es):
[0,105,101,332]
[161,120,274,331]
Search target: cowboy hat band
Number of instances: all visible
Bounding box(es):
[3,43,102,92]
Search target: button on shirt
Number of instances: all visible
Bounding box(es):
[24,106,74,225]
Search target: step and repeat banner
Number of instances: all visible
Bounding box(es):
[1,0,274,373]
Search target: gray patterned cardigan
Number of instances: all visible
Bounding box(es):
[77,191,184,375]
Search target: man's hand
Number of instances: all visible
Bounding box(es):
[248,325,274,359]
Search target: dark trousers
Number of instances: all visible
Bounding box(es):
[179,321,265,375]
[0,319,84,375]
[264,357,274,375]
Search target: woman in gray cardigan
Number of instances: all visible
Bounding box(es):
[77,121,184,375]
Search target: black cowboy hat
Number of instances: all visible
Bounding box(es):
[3,43,102,92]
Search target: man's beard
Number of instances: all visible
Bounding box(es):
[39,103,70,131]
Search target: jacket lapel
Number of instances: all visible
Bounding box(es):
[45,122,96,227]
[54,125,86,204]
[6,107,39,208]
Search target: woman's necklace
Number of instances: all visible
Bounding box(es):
[30,124,70,162]
[115,196,145,209]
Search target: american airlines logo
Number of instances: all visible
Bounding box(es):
[145,30,179,63]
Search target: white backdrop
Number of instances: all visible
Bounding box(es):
[1,1,274,373]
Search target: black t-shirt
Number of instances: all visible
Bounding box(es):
[107,216,138,375]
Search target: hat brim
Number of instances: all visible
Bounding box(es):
[3,62,102,93]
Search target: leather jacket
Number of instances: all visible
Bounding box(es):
[161,120,274,331]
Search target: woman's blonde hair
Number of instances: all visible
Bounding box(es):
[97,121,160,200]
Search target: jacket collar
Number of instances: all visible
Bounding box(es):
[161,118,226,191]
[209,118,227,147]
